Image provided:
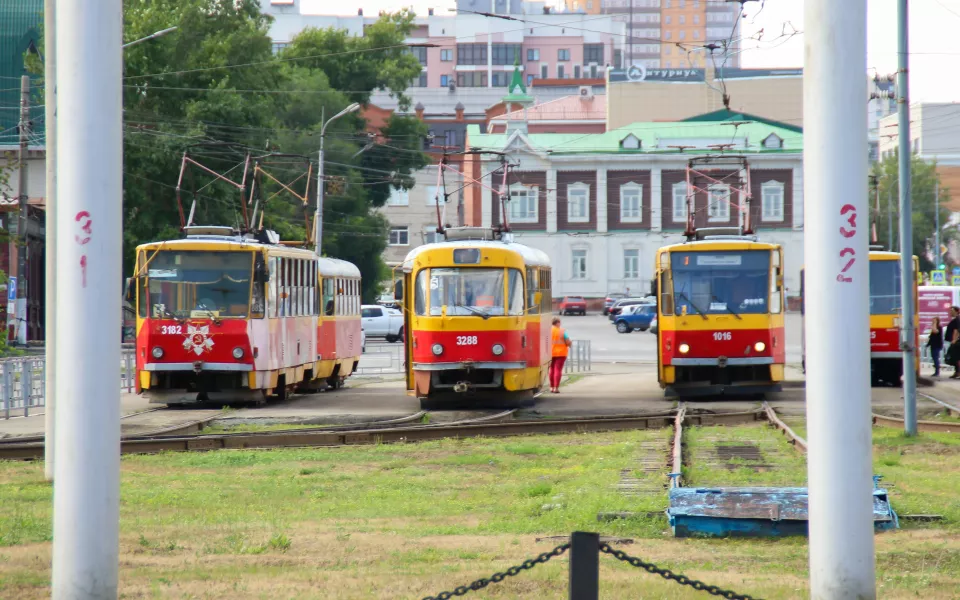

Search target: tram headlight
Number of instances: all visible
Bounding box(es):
[151,346,164,359]
[232,347,245,359]
[431,343,444,356]
[754,342,766,353]
[678,343,690,354]
[492,344,504,356]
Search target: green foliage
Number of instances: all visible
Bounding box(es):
[116,0,429,301]
[871,152,952,271]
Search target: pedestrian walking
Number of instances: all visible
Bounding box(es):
[549,317,572,393]
[944,306,960,378]
[927,316,944,377]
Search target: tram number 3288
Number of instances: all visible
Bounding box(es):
[456,336,479,346]
[712,331,732,341]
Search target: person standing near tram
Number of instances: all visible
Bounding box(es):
[550,317,572,393]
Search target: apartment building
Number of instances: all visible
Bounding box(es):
[565,0,742,70]
[260,0,624,88]
[462,117,805,298]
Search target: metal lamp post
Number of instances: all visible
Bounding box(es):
[315,102,360,255]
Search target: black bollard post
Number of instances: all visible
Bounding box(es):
[568,531,599,600]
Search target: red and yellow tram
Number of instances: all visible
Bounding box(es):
[132,227,362,405]
[397,238,552,408]
[655,237,785,397]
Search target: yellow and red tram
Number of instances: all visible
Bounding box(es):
[133,227,362,405]
[800,250,920,385]
[397,238,552,408]
[655,237,786,397]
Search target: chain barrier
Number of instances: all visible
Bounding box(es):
[420,543,569,600]
[599,543,759,600]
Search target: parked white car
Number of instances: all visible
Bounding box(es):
[361,304,404,343]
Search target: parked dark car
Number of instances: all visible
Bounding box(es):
[614,304,657,333]
[602,293,626,315]
[558,296,587,316]
[607,298,653,321]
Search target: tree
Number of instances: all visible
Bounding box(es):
[116,0,429,300]
[870,152,952,272]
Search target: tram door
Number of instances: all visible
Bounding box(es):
[396,270,414,392]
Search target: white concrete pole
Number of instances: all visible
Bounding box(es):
[52,0,122,596]
[803,0,877,598]
[43,0,57,482]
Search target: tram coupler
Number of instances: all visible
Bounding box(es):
[453,381,470,393]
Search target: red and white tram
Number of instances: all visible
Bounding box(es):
[133,227,361,405]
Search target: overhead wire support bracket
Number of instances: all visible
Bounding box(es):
[684,154,753,239]
[247,152,313,239]
[174,143,252,231]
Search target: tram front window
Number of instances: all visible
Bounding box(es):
[415,267,519,316]
[141,251,253,318]
[870,260,901,315]
[670,251,770,316]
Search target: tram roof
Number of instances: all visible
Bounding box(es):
[658,239,781,252]
[136,237,361,278]
[402,239,551,271]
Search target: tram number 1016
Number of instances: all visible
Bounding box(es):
[712,331,732,341]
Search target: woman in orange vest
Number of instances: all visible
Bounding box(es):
[550,317,572,393]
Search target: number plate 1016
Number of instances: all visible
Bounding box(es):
[712,331,732,341]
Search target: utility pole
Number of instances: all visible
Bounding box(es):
[804,0,877,597]
[43,0,57,482]
[52,0,122,595]
[315,103,360,255]
[628,0,633,67]
[935,178,941,268]
[897,0,918,436]
[14,75,30,346]
[888,186,894,251]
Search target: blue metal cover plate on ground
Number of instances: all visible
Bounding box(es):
[667,486,897,537]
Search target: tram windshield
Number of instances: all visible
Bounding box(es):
[139,251,253,318]
[869,260,901,315]
[669,250,771,316]
[415,267,524,317]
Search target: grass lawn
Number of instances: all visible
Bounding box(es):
[1,427,958,599]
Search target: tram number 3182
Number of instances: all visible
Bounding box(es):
[712,331,732,341]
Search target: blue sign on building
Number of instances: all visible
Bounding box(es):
[7,276,16,301]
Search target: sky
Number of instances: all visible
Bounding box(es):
[302,0,960,102]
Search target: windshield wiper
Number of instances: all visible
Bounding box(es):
[195,307,222,325]
[457,304,491,320]
[676,292,708,320]
[161,307,187,324]
[712,295,742,320]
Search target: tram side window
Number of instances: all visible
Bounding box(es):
[299,260,307,316]
[252,253,266,319]
[540,268,552,312]
[508,269,524,316]
[414,270,427,316]
[268,258,277,317]
[526,267,539,314]
[659,270,675,315]
[770,267,782,314]
[322,278,335,316]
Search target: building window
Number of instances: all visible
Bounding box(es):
[440,49,453,61]
[707,184,731,221]
[574,65,581,78]
[679,15,686,24]
[423,229,442,244]
[440,74,449,87]
[567,184,590,223]
[620,183,642,222]
[443,130,459,147]
[271,42,289,54]
[387,187,409,206]
[557,64,565,78]
[693,14,700,24]
[572,249,588,280]
[672,181,688,223]
[558,48,571,61]
[508,185,538,223]
[492,43,522,65]
[457,71,488,87]
[541,64,548,79]
[762,181,785,222]
[527,74,534,86]
[679,0,685,6]
[665,15,671,24]
[492,71,510,87]
[426,185,445,206]
[389,226,409,246]
[664,31,672,40]
[623,249,639,279]
[584,44,603,63]
[411,73,427,87]
[614,49,622,68]
[457,44,487,65]
[409,46,427,65]
[678,30,686,40]
[692,30,700,40]
[527,48,540,61]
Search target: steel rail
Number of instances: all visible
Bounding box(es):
[918,392,960,415]
[0,408,226,445]
[670,403,686,489]
[0,410,767,461]
[762,402,808,452]
[871,412,960,434]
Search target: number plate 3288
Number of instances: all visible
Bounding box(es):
[456,336,478,346]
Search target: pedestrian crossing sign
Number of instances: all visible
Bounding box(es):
[931,270,946,285]
[953,275,960,286]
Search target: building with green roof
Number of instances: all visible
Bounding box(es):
[0,0,43,147]
[462,117,805,298]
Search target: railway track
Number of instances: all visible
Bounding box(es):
[871,391,960,433]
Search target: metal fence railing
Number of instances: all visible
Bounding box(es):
[565,340,592,373]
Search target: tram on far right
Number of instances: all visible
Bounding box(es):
[800,249,920,386]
